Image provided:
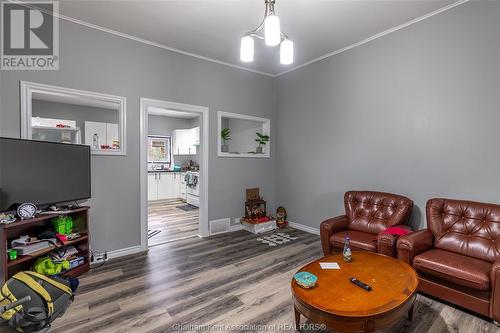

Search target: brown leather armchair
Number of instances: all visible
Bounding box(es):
[320,191,413,257]
[397,198,500,324]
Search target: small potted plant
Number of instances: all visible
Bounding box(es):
[255,132,269,154]
[221,128,231,153]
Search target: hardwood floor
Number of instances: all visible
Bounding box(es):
[2,228,497,333]
[148,199,199,245]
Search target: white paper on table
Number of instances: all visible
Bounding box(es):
[319,262,340,269]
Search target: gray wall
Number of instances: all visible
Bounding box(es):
[276,1,500,230]
[227,118,264,154]
[148,114,199,166]
[0,19,276,253]
[148,114,192,137]
[2,1,496,253]
[32,99,118,140]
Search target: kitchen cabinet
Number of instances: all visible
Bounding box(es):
[148,173,158,201]
[84,121,120,150]
[156,173,172,200]
[106,123,119,146]
[173,129,191,155]
[191,126,200,146]
[173,173,181,198]
[180,172,187,202]
[173,127,199,155]
[31,117,82,144]
[148,172,182,201]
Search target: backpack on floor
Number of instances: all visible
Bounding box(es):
[0,271,73,332]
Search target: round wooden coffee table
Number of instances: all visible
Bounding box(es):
[291,252,418,332]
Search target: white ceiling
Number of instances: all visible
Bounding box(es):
[51,0,458,76]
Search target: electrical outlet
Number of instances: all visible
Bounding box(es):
[91,251,108,263]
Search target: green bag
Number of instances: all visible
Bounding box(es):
[51,216,73,235]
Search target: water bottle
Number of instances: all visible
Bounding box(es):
[343,236,352,262]
[92,133,99,149]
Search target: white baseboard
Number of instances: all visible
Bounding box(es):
[231,218,319,235]
[288,221,320,235]
[230,224,244,232]
[92,221,317,264]
[107,245,144,260]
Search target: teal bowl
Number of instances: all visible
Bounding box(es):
[294,271,317,289]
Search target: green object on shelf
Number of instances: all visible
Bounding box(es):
[8,249,17,261]
[33,256,70,276]
[52,216,74,235]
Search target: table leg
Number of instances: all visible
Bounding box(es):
[407,304,414,321]
[294,306,301,331]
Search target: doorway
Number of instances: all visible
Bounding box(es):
[140,98,209,250]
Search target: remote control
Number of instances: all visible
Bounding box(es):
[349,277,372,291]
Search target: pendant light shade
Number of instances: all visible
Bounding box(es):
[240,35,254,62]
[280,39,293,65]
[241,0,292,65]
[264,15,281,46]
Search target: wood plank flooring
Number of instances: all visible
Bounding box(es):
[148,199,199,245]
[2,228,498,332]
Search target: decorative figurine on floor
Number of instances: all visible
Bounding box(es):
[276,206,288,228]
[244,188,267,221]
[241,188,278,234]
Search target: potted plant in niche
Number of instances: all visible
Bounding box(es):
[255,132,269,154]
[221,128,231,153]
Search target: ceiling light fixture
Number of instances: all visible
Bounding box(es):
[240,0,293,65]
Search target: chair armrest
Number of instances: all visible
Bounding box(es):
[320,215,348,256]
[397,229,434,265]
[377,225,412,257]
[490,259,500,322]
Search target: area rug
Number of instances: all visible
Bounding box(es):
[256,232,298,247]
[148,229,162,239]
[176,204,198,211]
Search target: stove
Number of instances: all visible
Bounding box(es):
[186,171,199,207]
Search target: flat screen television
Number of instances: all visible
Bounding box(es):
[0,138,91,212]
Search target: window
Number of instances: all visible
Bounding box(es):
[148,135,172,166]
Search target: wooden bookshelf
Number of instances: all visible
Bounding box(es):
[0,207,91,285]
[6,234,88,267]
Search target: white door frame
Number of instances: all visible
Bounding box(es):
[140,98,209,251]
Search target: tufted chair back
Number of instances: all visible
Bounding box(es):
[427,198,500,262]
[344,191,413,234]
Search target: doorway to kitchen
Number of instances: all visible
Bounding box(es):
[140,98,209,249]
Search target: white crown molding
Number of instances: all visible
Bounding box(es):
[9,0,468,78]
[7,0,276,77]
[276,0,469,77]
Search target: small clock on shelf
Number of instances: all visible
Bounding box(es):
[17,203,37,220]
